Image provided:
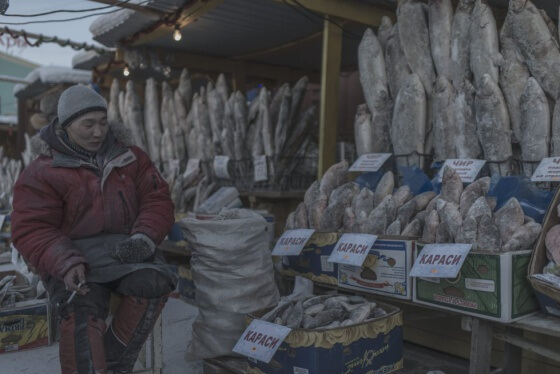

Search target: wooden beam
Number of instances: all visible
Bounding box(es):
[131,0,224,46]
[87,0,166,16]
[469,318,494,374]
[318,17,342,178]
[277,0,396,27]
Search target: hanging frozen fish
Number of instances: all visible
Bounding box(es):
[207,89,224,154]
[397,0,435,97]
[454,79,482,159]
[160,128,176,175]
[358,28,389,115]
[377,16,393,53]
[270,84,287,128]
[499,17,530,143]
[118,90,127,126]
[223,96,236,139]
[459,177,490,218]
[282,106,315,159]
[144,78,163,164]
[553,104,560,157]
[233,91,248,139]
[450,0,475,88]
[519,77,550,178]
[391,74,427,168]
[274,86,292,160]
[475,74,512,176]
[163,82,185,160]
[108,79,121,123]
[216,73,229,104]
[124,81,147,151]
[508,0,560,100]
[433,76,457,161]
[177,68,192,114]
[354,104,374,157]
[289,76,309,129]
[428,0,453,79]
[174,89,188,134]
[502,222,541,252]
[469,0,502,88]
[258,88,274,158]
[385,24,412,99]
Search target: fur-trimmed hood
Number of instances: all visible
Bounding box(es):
[31,117,134,158]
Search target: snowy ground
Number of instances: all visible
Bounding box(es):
[0,297,202,374]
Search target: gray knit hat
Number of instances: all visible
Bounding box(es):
[57,85,107,128]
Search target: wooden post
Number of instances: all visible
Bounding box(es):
[318,17,342,178]
[469,318,493,374]
[503,327,522,374]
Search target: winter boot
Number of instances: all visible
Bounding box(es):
[59,310,108,374]
[104,295,167,373]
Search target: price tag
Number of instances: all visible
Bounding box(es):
[254,155,268,182]
[349,153,392,172]
[437,159,486,183]
[214,155,231,179]
[232,319,292,363]
[183,158,200,178]
[410,244,472,278]
[327,234,378,266]
[532,157,560,182]
[271,229,315,256]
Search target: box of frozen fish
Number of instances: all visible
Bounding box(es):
[0,299,50,354]
[338,236,416,300]
[413,246,538,323]
[280,232,341,285]
[246,296,403,374]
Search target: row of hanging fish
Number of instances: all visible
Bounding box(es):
[260,294,387,330]
[0,146,23,211]
[286,160,540,252]
[356,0,560,177]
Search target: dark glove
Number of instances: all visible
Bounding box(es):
[115,233,156,263]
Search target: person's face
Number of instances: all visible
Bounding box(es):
[66,111,108,152]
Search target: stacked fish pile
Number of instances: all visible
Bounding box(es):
[285,160,433,236]
[413,166,541,252]
[356,0,560,177]
[0,147,23,211]
[109,71,317,211]
[260,294,386,330]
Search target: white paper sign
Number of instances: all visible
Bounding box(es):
[213,155,231,179]
[531,157,560,182]
[232,319,292,363]
[410,244,472,278]
[183,158,200,178]
[271,229,315,256]
[349,153,392,172]
[254,155,268,182]
[327,234,378,266]
[437,159,486,183]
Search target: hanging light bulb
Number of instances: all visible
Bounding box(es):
[173,25,182,42]
[123,66,130,77]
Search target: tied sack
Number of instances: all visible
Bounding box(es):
[180,209,279,360]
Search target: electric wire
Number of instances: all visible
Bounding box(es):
[1,0,132,17]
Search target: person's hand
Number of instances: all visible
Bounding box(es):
[63,264,89,295]
[115,233,155,263]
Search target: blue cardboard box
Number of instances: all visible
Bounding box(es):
[247,301,403,374]
[280,232,341,286]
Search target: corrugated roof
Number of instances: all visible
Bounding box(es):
[13,66,92,99]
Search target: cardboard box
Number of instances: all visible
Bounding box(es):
[338,237,416,300]
[414,248,538,322]
[0,299,50,354]
[528,186,560,316]
[280,232,341,285]
[247,301,403,374]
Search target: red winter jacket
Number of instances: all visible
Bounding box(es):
[11,120,174,280]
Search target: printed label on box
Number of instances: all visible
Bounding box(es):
[293,367,309,374]
[321,256,334,272]
[410,244,472,278]
[272,230,316,256]
[349,153,392,172]
[465,278,495,293]
[232,320,292,363]
[328,234,378,266]
[437,159,486,183]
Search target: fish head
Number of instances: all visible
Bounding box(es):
[457,0,475,12]
[509,0,527,13]
[380,16,393,30]
[357,103,370,115]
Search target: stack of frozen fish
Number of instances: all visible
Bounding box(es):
[0,147,22,211]
[356,0,560,177]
